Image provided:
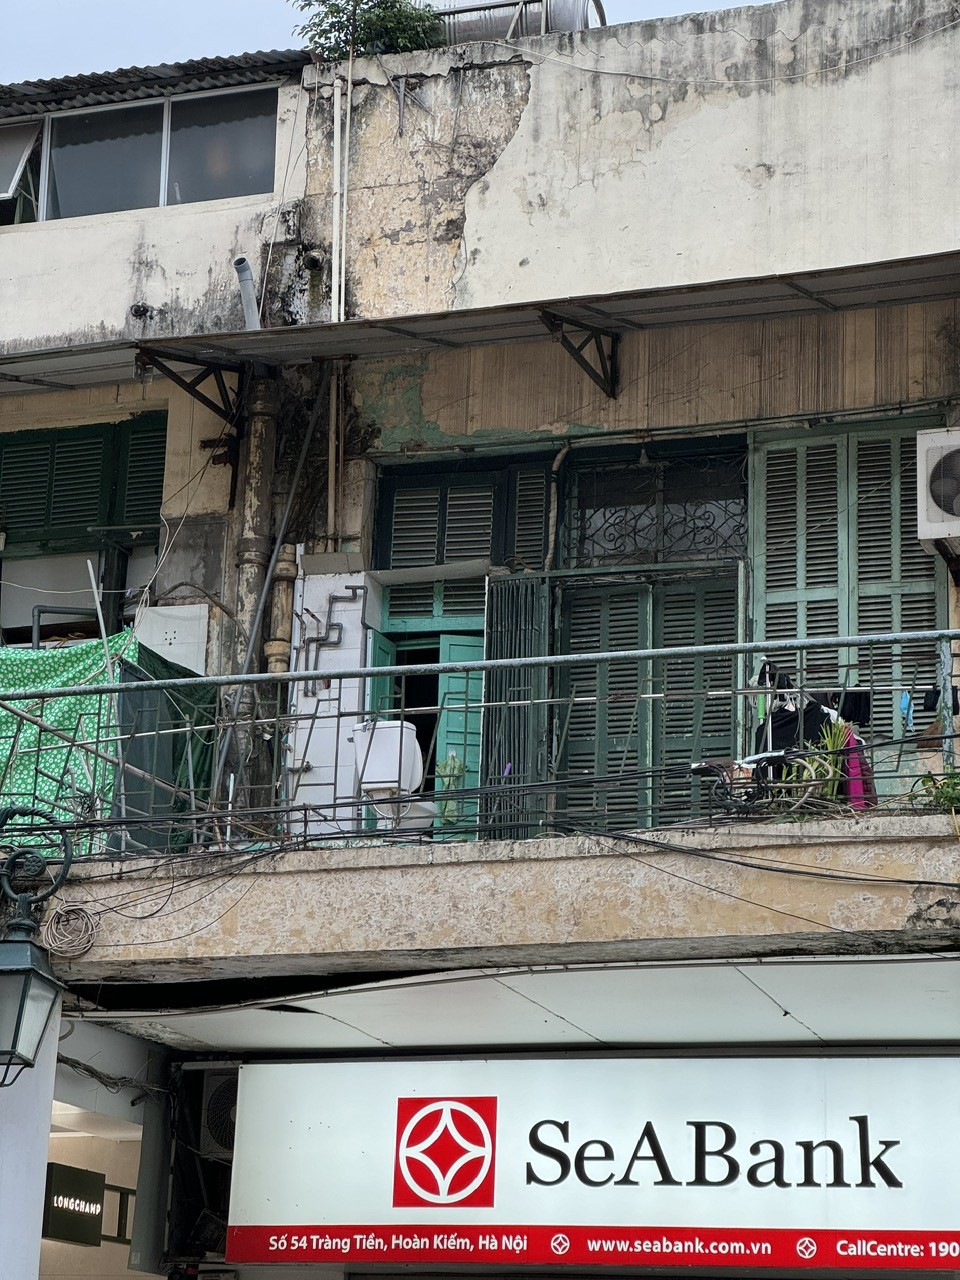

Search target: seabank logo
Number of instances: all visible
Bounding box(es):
[393,1097,498,1208]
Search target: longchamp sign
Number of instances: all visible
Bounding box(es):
[226,1057,960,1268]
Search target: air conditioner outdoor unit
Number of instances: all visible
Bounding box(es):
[199,1069,238,1161]
[917,428,960,554]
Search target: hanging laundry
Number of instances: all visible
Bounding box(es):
[900,690,915,731]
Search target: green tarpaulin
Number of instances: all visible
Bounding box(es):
[0,634,216,854]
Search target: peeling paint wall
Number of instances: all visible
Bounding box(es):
[303,55,530,317]
[0,84,306,354]
[300,0,960,319]
[7,0,960,350]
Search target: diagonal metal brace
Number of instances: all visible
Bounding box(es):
[539,310,620,398]
[135,352,244,424]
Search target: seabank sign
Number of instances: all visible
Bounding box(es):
[226,1057,960,1268]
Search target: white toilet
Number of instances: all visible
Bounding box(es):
[352,719,438,833]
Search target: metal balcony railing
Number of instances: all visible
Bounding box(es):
[0,628,956,858]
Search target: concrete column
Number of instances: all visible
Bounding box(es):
[0,1001,60,1280]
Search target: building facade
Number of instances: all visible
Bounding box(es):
[0,1,959,1277]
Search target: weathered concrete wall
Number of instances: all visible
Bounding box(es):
[0,84,305,354]
[57,817,960,983]
[303,57,531,318]
[352,297,960,455]
[304,0,960,318]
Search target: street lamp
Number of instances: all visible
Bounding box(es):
[0,808,72,1087]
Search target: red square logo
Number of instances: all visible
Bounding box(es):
[393,1096,497,1207]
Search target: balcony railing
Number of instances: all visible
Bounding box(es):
[0,628,956,857]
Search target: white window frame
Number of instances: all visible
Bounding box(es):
[0,83,281,222]
[0,121,41,200]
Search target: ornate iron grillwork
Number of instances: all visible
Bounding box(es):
[564,454,747,567]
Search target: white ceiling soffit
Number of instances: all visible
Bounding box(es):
[75,956,960,1054]
[50,1100,142,1142]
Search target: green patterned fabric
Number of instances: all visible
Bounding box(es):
[0,634,139,849]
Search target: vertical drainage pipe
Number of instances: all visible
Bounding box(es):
[326,364,339,552]
[330,78,343,323]
[339,51,354,322]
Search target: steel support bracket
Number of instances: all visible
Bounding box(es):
[135,351,245,424]
[539,310,620,399]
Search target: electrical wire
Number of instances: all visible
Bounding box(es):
[41,904,98,958]
[57,1052,167,1102]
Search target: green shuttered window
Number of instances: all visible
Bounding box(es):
[379,465,548,624]
[0,415,166,554]
[750,421,943,745]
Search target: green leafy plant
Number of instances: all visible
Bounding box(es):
[914,771,960,813]
[814,718,849,803]
[290,0,447,62]
[774,720,848,815]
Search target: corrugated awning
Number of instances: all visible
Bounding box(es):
[0,50,310,119]
[3,247,960,395]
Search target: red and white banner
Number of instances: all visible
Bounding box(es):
[226,1058,960,1268]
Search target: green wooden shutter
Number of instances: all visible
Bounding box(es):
[366,630,397,716]
[557,584,652,828]
[751,422,943,761]
[851,430,940,748]
[751,438,844,689]
[442,486,493,615]
[51,435,107,529]
[513,470,547,569]
[0,416,165,553]
[386,487,441,617]
[652,576,739,821]
[122,416,167,525]
[482,574,550,837]
[0,437,54,539]
[436,632,484,836]
[0,430,108,547]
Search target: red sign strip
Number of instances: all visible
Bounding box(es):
[226,1224,960,1268]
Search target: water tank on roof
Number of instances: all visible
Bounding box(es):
[434,0,603,44]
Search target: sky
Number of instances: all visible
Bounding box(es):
[0,0,737,84]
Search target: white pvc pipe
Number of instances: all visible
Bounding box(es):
[339,52,355,323]
[330,78,343,323]
[233,256,262,331]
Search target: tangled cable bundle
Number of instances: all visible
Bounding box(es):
[41,904,99,958]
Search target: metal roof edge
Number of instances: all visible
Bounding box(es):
[0,50,310,119]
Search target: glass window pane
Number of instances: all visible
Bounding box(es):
[15,971,59,1062]
[0,122,40,199]
[167,89,277,205]
[0,972,25,1050]
[47,104,163,219]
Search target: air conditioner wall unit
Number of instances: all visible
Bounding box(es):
[917,428,960,554]
[199,1069,238,1161]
